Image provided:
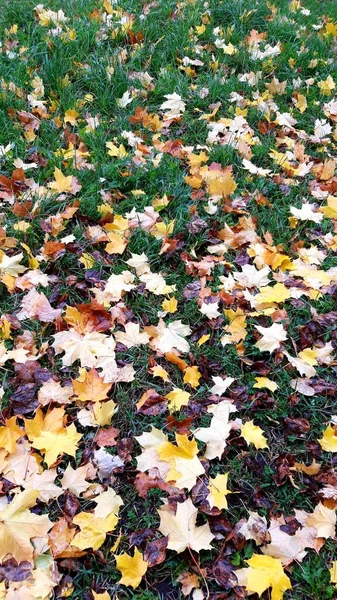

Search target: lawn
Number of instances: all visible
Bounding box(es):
[0,0,337,598]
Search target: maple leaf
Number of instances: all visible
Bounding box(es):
[64,108,79,125]
[306,502,336,538]
[26,469,63,503]
[210,375,235,395]
[114,322,150,348]
[165,388,190,412]
[150,364,170,382]
[116,90,133,108]
[115,548,148,589]
[52,329,116,368]
[32,424,82,466]
[239,512,268,546]
[255,283,290,305]
[72,511,118,550]
[47,167,81,194]
[221,307,247,345]
[318,75,335,95]
[194,401,234,459]
[162,297,178,313]
[178,571,201,596]
[38,379,73,406]
[17,288,61,322]
[158,433,204,489]
[253,377,278,392]
[0,417,23,452]
[160,93,186,117]
[0,489,51,563]
[183,366,201,389]
[255,323,287,353]
[106,141,128,158]
[330,562,337,588]
[241,421,268,449]
[72,368,112,402]
[0,252,27,276]
[204,166,237,198]
[158,434,198,461]
[290,202,323,223]
[318,424,337,452]
[25,410,82,467]
[154,319,191,353]
[236,554,292,600]
[199,300,220,319]
[61,463,91,496]
[261,517,316,566]
[207,473,231,509]
[94,448,124,479]
[93,592,111,600]
[158,498,214,553]
[93,487,123,518]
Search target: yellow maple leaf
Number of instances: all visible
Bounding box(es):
[162,297,178,313]
[195,24,206,35]
[320,195,337,218]
[151,220,175,239]
[0,489,51,563]
[115,548,148,589]
[32,425,82,467]
[207,473,231,509]
[206,169,237,198]
[105,214,129,233]
[318,425,337,452]
[165,388,190,412]
[318,75,335,95]
[92,399,117,426]
[92,592,111,600]
[79,253,95,269]
[64,108,79,125]
[236,554,291,600]
[106,141,128,158]
[72,368,112,402]
[183,366,201,389]
[48,167,73,193]
[241,421,268,449]
[222,307,247,344]
[26,410,82,467]
[158,434,197,462]
[72,512,118,550]
[253,377,278,392]
[150,364,170,382]
[0,417,23,452]
[295,93,307,113]
[197,334,210,346]
[255,283,290,305]
[330,561,337,587]
[298,348,318,366]
[105,231,127,255]
[325,22,337,37]
[13,221,30,233]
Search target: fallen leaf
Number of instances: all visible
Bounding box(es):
[158,498,214,553]
[115,548,148,589]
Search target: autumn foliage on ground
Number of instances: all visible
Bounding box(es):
[1,0,337,598]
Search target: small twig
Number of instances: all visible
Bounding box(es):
[187,545,210,599]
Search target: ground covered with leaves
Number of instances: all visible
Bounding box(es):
[1,0,337,598]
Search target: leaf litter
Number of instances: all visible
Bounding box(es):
[0,0,337,598]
